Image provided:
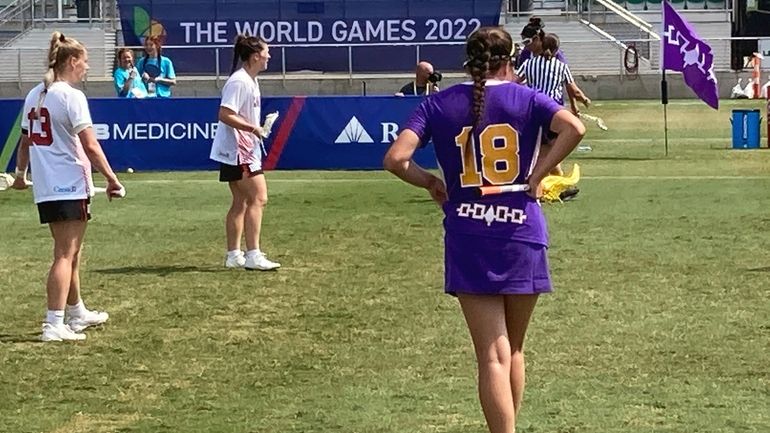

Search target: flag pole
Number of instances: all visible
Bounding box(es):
[662,69,669,156]
[661,0,669,157]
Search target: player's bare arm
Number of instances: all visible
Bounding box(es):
[384,129,447,205]
[11,135,32,189]
[218,106,263,137]
[527,110,585,196]
[78,127,124,198]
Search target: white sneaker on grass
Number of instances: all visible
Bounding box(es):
[225,252,246,268]
[66,309,109,332]
[41,323,86,342]
[245,252,281,271]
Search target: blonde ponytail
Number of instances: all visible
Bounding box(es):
[36,32,86,117]
[42,31,64,89]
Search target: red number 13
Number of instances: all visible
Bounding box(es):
[27,108,53,146]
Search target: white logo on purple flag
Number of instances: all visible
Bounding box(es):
[662,0,719,109]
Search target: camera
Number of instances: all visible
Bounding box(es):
[428,71,443,84]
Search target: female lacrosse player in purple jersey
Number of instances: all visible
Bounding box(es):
[384,27,585,433]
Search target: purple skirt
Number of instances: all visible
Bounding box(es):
[444,233,552,296]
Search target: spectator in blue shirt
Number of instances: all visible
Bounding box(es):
[137,36,176,98]
[113,48,147,98]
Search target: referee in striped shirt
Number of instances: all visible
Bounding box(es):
[515,33,587,188]
[515,33,581,111]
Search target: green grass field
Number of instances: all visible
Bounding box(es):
[1,100,769,433]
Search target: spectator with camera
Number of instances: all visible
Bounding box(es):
[395,61,441,96]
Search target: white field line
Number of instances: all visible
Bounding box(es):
[120,175,770,185]
[585,138,738,142]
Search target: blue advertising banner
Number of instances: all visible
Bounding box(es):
[116,0,502,73]
[0,96,437,172]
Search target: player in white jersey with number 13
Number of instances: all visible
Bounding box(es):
[12,32,124,342]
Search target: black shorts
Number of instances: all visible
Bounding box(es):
[219,163,263,182]
[37,198,91,224]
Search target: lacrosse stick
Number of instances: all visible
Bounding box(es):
[478,184,530,197]
[261,111,280,139]
[576,96,607,131]
[0,173,12,191]
[578,113,608,131]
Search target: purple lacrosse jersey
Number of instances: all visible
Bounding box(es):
[402,80,563,247]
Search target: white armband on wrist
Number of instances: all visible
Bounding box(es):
[15,167,27,179]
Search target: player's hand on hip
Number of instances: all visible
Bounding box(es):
[427,177,447,206]
[526,177,544,199]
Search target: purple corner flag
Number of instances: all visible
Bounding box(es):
[662,0,719,109]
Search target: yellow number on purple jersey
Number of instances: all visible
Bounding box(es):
[455,124,521,187]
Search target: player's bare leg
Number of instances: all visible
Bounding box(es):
[504,294,539,416]
[233,174,279,270]
[458,294,516,433]
[226,182,248,252]
[42,220,87,341]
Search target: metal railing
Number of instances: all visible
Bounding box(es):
[578,0,660,62]
[0,36,763,87]
[0,0,116,47]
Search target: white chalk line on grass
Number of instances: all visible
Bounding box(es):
[122,175,770,185]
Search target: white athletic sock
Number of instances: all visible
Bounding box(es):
[66,300,88,318]
[245,249,261,258]
[227,250,243,259]
[46,310,65,326]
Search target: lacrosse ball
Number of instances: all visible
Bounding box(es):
[127,168,134,173]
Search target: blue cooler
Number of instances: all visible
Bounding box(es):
[731,109,761,149]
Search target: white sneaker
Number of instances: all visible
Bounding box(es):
[244,252,281,271]
[225,252,246,268]
[66,309,109,332]
[41,323,86,342]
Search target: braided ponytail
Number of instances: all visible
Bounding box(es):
[463,27,514,161]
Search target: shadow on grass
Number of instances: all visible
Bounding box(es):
[0,332,44,344]
[94,265,222,276]
[747,266,770,272]
[403,198,436,204]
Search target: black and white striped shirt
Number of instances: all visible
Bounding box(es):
[516,55,574,105]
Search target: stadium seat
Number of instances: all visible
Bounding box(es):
[669,0,686,8]
[646,0,661,10]
[686,0,706,9]
[626,0,645,10]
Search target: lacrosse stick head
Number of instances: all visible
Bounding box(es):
[0,173,12,191]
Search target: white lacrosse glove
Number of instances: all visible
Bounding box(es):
[260,111,280,139]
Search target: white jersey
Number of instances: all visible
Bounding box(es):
[209,68,262,168]
[21,82,95,204]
